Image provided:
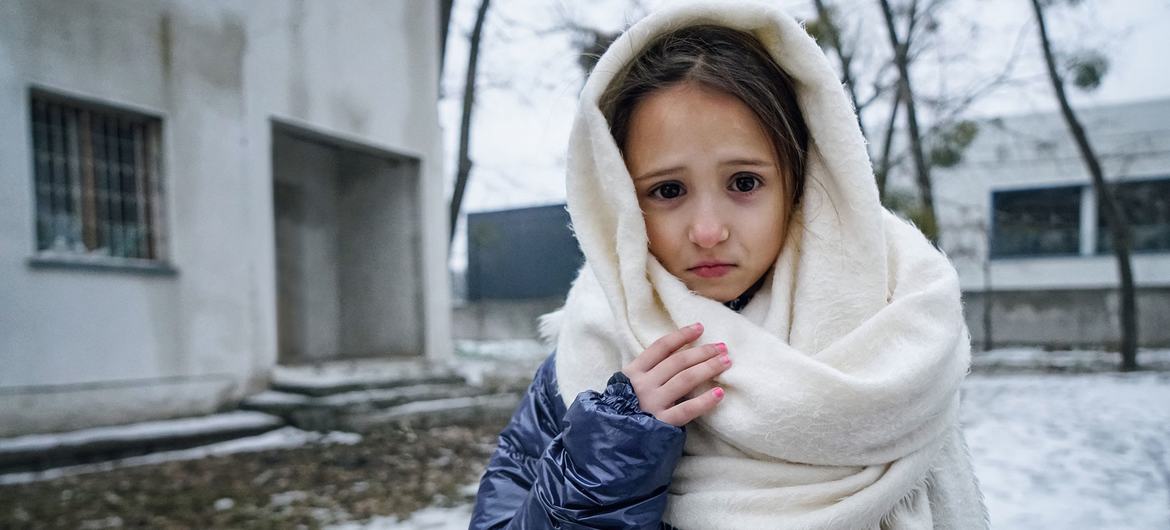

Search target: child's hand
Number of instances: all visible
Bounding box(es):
[621,323,730,427]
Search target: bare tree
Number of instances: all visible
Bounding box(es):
[878,0,939,243]
[449,0,492,245]
[1030,0,1138,370]
[807,0,905,203]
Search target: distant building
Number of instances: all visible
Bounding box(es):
[0,1,452,436]
[454,204,582,342]
[933,98,1170,348]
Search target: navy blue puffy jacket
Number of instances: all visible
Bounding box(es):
[470,353,686,529]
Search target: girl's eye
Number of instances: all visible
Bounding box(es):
[650,182,685,200]
[730,173,762,193]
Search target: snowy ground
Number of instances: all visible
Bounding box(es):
[333,348,1170,530]
[963,370,1170,529]
[3,348,1167,529]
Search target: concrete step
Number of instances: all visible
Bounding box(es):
[240,382,512,431]
[270,359,464,397]
[340,393,522,431]
[0,411,284,474]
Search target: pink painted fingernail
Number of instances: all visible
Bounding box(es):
[713,387,725,399]
[689,322,704,332]
[719,354,731,366]
[714,342,727,354]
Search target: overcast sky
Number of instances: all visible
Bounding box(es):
[439,0,1170,269]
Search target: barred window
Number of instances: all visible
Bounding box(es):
[1098,178,1170,253]
[990,186,1082,258]
[30,91,166,263]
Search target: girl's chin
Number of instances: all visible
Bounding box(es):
[686,279,750,304]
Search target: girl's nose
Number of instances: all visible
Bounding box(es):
[688,208,730,248]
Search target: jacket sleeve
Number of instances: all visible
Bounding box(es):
[470,354,686,529]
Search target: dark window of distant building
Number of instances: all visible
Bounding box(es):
[29,90,167,262]
[1097,177,1170,253]
[990,186,1082,257]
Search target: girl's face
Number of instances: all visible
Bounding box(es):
[625,82,790,302]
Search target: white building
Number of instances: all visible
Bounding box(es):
[0,0,452,436]
[933,98,1170,349]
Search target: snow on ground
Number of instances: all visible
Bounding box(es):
[963,370,1170,529]
[451,339,547,386]
[336,352,1170,530]
[0,411,282,454]
[972,348,1170,372]
[326,483,481,530]
[0,427,361,486]
[326,504,475,530]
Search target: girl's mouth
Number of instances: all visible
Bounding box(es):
[689,263,734,278]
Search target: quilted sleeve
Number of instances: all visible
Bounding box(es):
[470,355,685,529]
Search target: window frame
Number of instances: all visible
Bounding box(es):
[989,183,1085,259]
[1093,175,1170,256]
[25,87,176,276]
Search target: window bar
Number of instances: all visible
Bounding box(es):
[32,100,52,251]
[133,123,150,259]
[79,109,98,252]
[93,113,110,257]
[48,102,66,250]
[116,120,133,259]
[66,107,83,252]
[146,122,165,261]
[107,116,125,258]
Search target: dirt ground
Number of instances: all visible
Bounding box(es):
[0,419,507,530]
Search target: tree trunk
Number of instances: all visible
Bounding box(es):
[810,0,867,141]
[439,0,454,73]
[1030,0,1138,370]
[982,241,993,351]
[877,0,938,244]
[449,0,491,246]
[876,88,901,203]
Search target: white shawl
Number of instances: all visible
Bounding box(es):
[542,1,987,528]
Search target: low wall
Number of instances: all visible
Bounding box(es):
[453,298,564,341]
[961,287,1170,349]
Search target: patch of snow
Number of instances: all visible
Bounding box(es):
[0,427,363,486]
[361,394,519,425]
[0,411,283,454]
[78,515,123,529]
[972,348,1170,371]
[320,431,362,445]
[325,504,474,530]
[243,391,312,407]
[453,339,548,360]
[213,497,235,511]
[963,370,1170,529]
[269,490,309,507]
[274,359,451,390]
[451,340,547,386]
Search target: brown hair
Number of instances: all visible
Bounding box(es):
[599,25,810,207]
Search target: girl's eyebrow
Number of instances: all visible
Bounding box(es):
[720,158,772,167]
[634,165,685,181]
[635,158,773,181]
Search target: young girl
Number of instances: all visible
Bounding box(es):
[472,2,986,528]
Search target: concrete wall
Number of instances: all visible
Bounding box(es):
[962,288,1170,349]
[453,298,565,341]
[0,0,450,436]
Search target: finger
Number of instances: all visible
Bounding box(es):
[659,387,725,427]
[646,342,725,387]
[626,322,704,374]
[659,352,731,404]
